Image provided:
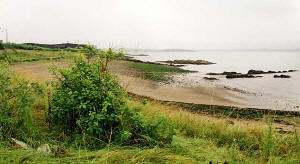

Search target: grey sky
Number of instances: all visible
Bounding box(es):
[1,0,300,49]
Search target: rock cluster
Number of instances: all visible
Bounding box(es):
[160,59,215,65]
[274,75,291,78]
[206,69,296,79]
[203,77,218,80]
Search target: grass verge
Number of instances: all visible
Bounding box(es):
[130,62,191,82]
[0,49,79,63]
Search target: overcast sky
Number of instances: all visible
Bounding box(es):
[1,0,300,49]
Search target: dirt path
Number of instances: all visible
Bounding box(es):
[10,59,71,82]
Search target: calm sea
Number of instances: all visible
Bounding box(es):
[130,50,300,111]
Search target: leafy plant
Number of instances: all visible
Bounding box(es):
[80,45,123,71]
[49,50,173,148]
[0,62,41,142]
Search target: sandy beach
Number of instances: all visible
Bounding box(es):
[10,59,300,112]
[11,60,243,107]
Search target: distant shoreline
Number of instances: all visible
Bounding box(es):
[130,48,300,52]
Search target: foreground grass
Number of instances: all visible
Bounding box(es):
[0,49,79,63]
[130,62,191,82]
[0,98,299,163]
[0,136,258,163]
[129,100,300,163]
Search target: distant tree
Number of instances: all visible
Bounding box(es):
[0,40,4,50]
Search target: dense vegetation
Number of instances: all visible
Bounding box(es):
[0,49,79,63]
[0,62,42,144]
[49,54,173,148]
[0,44,299,163]
[0,42,82,63]
[3,43,54,51]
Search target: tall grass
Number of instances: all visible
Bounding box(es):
[129,100,300,162]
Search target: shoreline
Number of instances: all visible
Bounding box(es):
[10,59,300,115]
[128,92,300,118]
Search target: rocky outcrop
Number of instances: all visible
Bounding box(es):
[248,69,297,74]
[288,70,297,72]
[207,72,241,75]
[274,75,291,78]
[203,77,218,80]
[226,74,262,79]
[160,59,215,65]
[206,69,297,79]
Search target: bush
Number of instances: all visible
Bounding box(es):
[0,62,41,142]
[3,43,50,51]
[50,53,173,148]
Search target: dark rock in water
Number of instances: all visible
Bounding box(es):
[208,69,296,78]
[207,71,241,76]
[203,77,218,80]
[222,72,241,75]
[274,74,291,78]
[160,59,215,65]
[226,74,262,79]
[288,70,297,72]
[248,70,265,74]
[226,74,252,78]
[248,69,294,74]
[207,73,219,75]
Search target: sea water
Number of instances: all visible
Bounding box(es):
[130,50,300,111]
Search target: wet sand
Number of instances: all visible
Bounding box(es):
[117,74,242,106]
[108,60,243,107]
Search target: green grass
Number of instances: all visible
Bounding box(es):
[0,49,79,63]
[130,62,191,82]
[0,98,299,163]
[0,137,259,163]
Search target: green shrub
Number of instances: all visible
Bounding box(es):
[3,43,51,51]
[0,62,41,142]
[65,47,79,52]
[50,54,173,148]
[0,51,10,62]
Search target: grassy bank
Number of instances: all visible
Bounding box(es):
[0,47,299,163]
[0,49,79,63]
[130,62,191,82]
[0,98,299,163]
